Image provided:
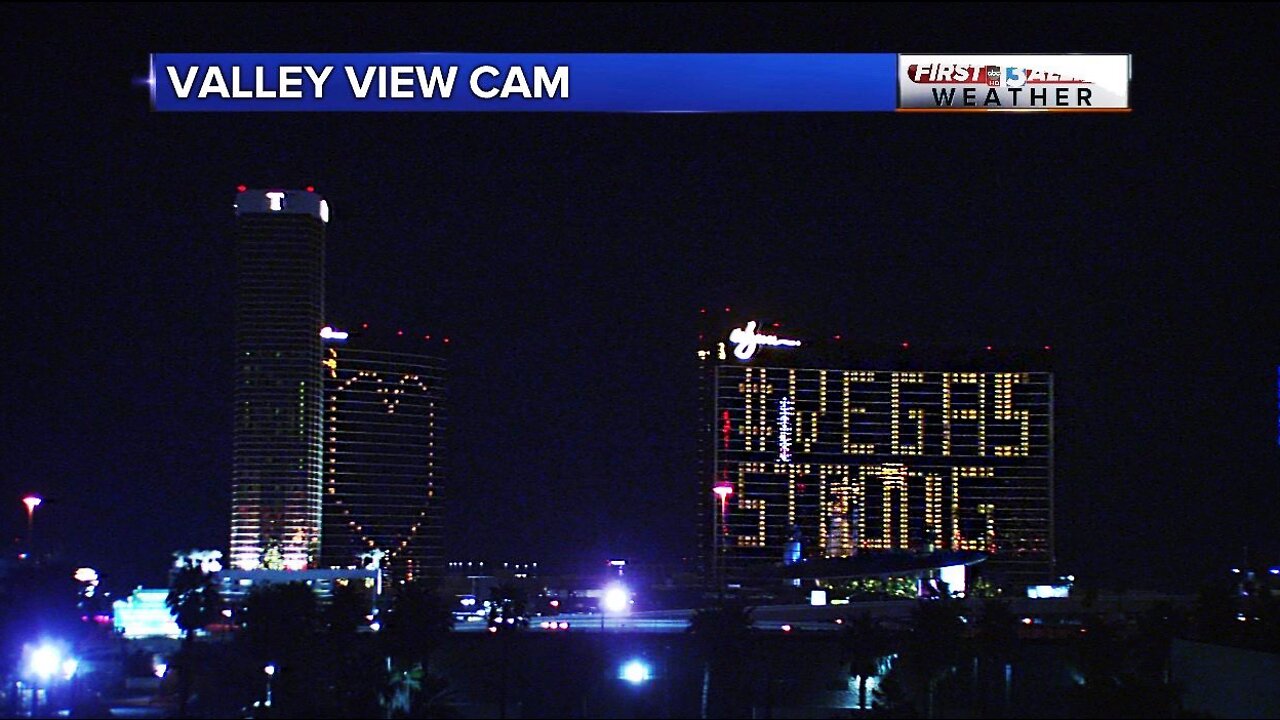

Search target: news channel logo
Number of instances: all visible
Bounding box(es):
[897,54,1131,111]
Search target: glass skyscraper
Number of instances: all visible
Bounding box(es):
[229,188,329,571]
[321,327,446,583]
[698,315,1055,586]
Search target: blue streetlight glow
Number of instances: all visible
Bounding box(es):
[29,646,60,681]
[25,643,77,682]
[603,584,630,614]
[620,659,651,684]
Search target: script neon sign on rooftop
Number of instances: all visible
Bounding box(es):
[728,321,802,361]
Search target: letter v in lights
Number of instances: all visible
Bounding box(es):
[728,320,802,361]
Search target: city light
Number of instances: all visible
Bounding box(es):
[713,481,734,516]
[602,584,630,614]
[619,659,651,685]
[29,646,60,681]
[728,320,802,361]
[264,663,276,677]
[22,495,42,512]
[26,644,76,682]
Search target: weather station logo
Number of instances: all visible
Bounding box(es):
[898,54,1130,112]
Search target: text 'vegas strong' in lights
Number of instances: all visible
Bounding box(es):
[728,321,802,361]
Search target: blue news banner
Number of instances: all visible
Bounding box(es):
[150,53,898,112]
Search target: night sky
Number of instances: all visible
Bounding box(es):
[4,4,1276,591]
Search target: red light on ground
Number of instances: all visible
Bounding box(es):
[699,308,706,314]
[833,335,841,341]
[305,185,315,192]
[397,330,404,336]
[236,184,247,192]
[724,307,731,312]
[1044,345,1052,350]
[901,341,910,349]
[361,323,369,329]
[985,345,993,351]
[443,338,450,344]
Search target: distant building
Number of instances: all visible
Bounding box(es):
[229,188,329,571]
[321,325,446,583]
[698,314,1055,586]
[113,588,181,639]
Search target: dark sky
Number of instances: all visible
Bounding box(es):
[3,4,1276,591]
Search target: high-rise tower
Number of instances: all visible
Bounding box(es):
[321,326,446,583]
[229,187,330,571]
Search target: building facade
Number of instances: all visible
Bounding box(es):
[699,315,1054,586]
[321,326,446,583]
[229,188,329,571]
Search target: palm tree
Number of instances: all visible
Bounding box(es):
[839,612,894,712]
[325,581,371,640]
[382,581,454,674]
[165,560,222,717]
[167,560,223,645]
[380,663,460,719]
[973,599,1019,714]
[381,662,423,717]
[688,601,754,719]
[239,581,320,714]
[482,584,529,720]
[901,598,965,718]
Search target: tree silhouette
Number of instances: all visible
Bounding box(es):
[234,582,323,716]
[325,581,371,640]
[973,598,1019,714]
[839,612,895,712]
[167,560,223,645]
[900,598,965,718]
[166,560,222,717]
[383,581,454,674]
[688,601,754,718]
[241,582,319,660]
[380,662,460,719]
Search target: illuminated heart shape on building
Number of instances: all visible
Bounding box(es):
[327,371,439,569]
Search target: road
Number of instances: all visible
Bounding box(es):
[452,609,849,634]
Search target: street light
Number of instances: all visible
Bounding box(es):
[22,494,42,557]
[264,663,276,708]
[712,482,733,595]
[601,583,629,631]
[28,645,60,682]
[619,659,652,685]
